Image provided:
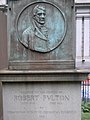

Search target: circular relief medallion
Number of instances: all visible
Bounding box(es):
[16,1,67,53]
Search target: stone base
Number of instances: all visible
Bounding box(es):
[0,70,89,120]
[8,60,75,70]
[3,82,80,120]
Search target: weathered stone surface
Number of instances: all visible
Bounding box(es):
[0,69,88,82]
[3,82,81,120]
[0,70,86,120]
[8,0,75,70]
[0,82,3,120]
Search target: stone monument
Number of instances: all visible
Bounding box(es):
[8,0,75,70]
[0,0,84,120]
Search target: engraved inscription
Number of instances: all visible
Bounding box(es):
[13,94,70,103]
[3,83,80,120]
[7,90,74,119]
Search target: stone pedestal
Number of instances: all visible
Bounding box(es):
[0,70,88,120]
[1,0,83,120]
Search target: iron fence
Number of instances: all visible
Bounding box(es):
[81,80,90,102]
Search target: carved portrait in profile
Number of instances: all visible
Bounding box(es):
[16,2,67,53]
[21,4,49,52]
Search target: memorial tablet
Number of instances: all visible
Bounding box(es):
[3,82,80,120]
[8,0,75,70]
[16,2,66,53]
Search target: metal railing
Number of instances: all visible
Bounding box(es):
[81,80,90,102]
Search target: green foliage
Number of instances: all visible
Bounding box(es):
[82,112,90,120]
[82,102,90,120]
[82,102,90,113]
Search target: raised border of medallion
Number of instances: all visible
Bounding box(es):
[16,1,67,53]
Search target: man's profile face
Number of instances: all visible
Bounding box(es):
[34,6,46,25]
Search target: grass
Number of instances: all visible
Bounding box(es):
[82,112,90,120]
[81,101,90,120]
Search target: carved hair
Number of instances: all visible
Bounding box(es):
[33,4,46,16]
